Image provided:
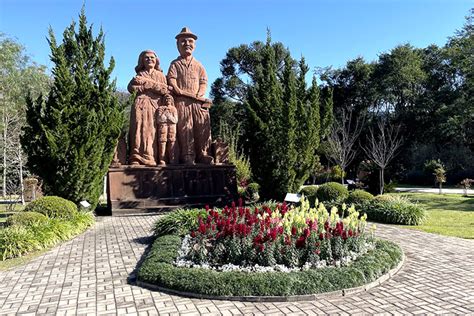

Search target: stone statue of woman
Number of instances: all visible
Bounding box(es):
[128,50,168,166]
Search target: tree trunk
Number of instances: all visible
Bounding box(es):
[19,145,25,205]
[2,108,7,198]
[380,168,384,195]
[439,182,442,195]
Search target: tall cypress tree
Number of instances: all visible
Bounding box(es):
[245,34,333,199]
[21,8,124,209]
[279,55,297,193]
[246,33,285,198]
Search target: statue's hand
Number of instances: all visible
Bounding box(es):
[159,86,168,95]
[173,86,183,95]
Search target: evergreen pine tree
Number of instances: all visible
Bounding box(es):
[21,8,124,209]
[245,34,333,199]
[246,33,285,198]
[320,87,334,139]
[279,55,297,193]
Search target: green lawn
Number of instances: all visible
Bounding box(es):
[0,250,48,271]
[0,203,25,212]
[398,193,474,239]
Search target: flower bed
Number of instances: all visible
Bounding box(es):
[137,199,403,297]
[181,199,372,269]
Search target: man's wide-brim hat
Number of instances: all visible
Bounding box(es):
[175,27,198,40]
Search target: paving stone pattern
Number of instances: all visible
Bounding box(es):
[0,215,473,315]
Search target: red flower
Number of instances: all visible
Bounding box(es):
[253,234,263,244]
[277,226,284,235]
[324,220,330,231]
[198,223,207,234]
[291,226,297,236]
[303,228,311,238]
[319,233,324,240]
[190,231,196,238]
[268,228,277,241]
[295,236,306,248]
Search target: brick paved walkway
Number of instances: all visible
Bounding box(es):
[0,215,473,315]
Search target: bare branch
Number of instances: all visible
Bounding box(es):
[362,118,403,194]
[363,119,403,169]
[325,108,365,182]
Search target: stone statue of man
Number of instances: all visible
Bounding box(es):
[167,27,213,165]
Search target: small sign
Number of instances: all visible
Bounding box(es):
[284,193,301,203]
[80,200,91,208]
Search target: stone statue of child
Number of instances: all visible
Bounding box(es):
[167,27,213,165]
[156,94,178,165]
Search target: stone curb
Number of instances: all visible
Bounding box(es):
[136,251,406,302]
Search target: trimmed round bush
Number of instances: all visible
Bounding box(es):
[316,182,349,202]
[366,198,426,225]
[24,196,77,219]
[6,212,48,227]
[300,185,318,206]
[347,190,374,205]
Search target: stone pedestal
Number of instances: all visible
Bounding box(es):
[107,164,237,214]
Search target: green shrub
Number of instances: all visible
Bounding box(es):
[300,185,318,206]
[0,211,94,261]
[366,198,426,225]
[246,182,260,200]
[137,233,402,297]
[374,194,403,202]
[347,190,374,205]
[154,208,207,237]
[237,185,246,197]
[0,226,42,260]
[25,196,77,219]
[6,212,48,227]
[316,182,349,202]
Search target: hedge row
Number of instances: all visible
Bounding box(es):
[137,234,403,297]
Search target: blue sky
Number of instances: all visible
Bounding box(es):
[1,0,472,94]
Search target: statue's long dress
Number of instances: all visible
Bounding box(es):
[127,69,167,166]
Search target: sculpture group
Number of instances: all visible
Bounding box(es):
[125,27,214,166]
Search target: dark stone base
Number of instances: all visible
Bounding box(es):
[107,164,237,214]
